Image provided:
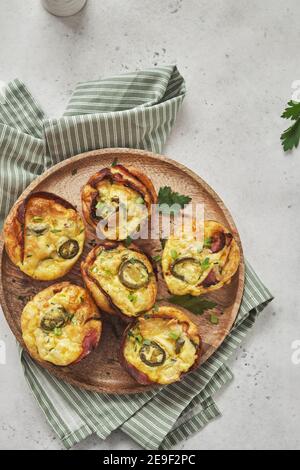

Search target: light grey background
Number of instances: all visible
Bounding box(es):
[0,0,299,450]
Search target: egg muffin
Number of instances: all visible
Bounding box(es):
[121,306,201,385]
[81,241,157,320]
[4,192,85,281]
[21,282,102,366]
[81,164,157,240]
[162,220,240,296]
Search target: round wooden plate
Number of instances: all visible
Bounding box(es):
[0,148,244,394]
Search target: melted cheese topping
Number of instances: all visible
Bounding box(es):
[19,198,85,280]
[21,284,100,366]
[89,247,156,317]
[124,316,199,384]
[95,181,148,239]
[162,221,239,295]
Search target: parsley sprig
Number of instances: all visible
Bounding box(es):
[167,295,217,316]
[158,186,191,215]
[281,100,300,151]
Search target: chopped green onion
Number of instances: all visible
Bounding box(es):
[135,334,143,344]
[103,268,112,276]
[136,197,144,204]
[201,257,210,271]
[169,331,180,340]
[203,237,212,248]
[128,293,137,303]
[210,314,219,325]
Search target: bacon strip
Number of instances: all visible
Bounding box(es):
[210,231,226,253]
[201,268,218,287]
[225,232,233,246]
[74,329,99,363]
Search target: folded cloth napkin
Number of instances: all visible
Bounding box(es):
[0,66,273,449]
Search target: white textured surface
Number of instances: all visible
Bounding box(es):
[0,0,300,451]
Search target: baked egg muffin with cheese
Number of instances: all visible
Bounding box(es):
[162,220,240,296]
[121,306,201,385]
[21,282,102,366]
[4,192,85,281]
[81,164,157,240]
[81,241,157,320]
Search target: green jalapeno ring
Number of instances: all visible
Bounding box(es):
[171,256,202,284]
[118,258,150,290]
[40,306,69,332]
[58,239,80,259]
[175,337,185,354]
[139,340,166,367]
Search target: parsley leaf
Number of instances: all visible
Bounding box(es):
[281,120,300,151]
[152,254,162,263]
[111,157,118,167]
[158,186,192,215]
[281,100,300,120]
[167,295,217,315]
[281,100,300,151]
[124,235,133,247]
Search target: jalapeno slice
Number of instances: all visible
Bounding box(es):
[140,341,166,367]
[118,259,149,290]
[58,239,79,259]
[40,306,69,331]
[175,337,185,354]
[171,257,202,284]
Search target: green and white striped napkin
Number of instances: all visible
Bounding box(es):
[0,66,273,450]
